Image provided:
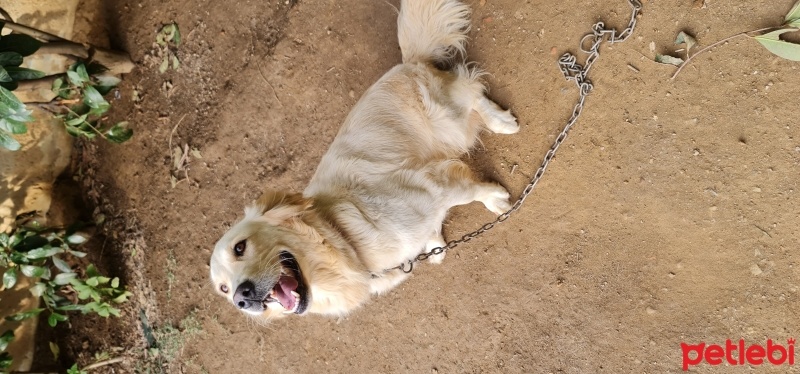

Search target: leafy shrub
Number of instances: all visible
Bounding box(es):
[0,223,132,370]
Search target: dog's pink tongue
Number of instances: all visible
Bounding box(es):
[275,275,298,311]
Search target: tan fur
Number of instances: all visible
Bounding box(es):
[210,0,520,320]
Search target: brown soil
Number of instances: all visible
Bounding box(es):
[47,0,800,372]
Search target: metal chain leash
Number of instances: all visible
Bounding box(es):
[385,0,642,274]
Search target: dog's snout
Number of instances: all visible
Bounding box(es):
[233,280,256,309]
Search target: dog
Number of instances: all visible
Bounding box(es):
[210,0,519,320]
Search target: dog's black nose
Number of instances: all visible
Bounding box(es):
[233,280,256,309]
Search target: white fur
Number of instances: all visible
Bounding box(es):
[210,0,520,319]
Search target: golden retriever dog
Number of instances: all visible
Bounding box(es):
[210,0,518,320]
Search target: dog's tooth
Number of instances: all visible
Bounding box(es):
[282,310,293,315]
[291,291,300,298]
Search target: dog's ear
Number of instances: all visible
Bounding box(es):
[245,189,312,227]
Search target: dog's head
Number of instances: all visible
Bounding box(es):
[210,190,314,319]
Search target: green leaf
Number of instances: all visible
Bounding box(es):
[76,63,90,82]
[172,54,180,70]
[5,67,45,81]
[86,264,100,278]
[5,308,44,322]
[52,256,72,273]
[755,28,800,61]
[2,268,17,289]
[112,291,132,303]
[0,66,11,83]
[29,282,46,297]
[0,330,14,352]
[25,246,63,259]
[159,57,169,73]
[106,121,133,143]
[68,249,87,258]
[52,77,64,92]
[0,113,29,134]
[54,272,77,286]
[0,52,23,67]
[0,85,33,123]
[675,31,697,52]
[65,114,89,127]
[655,54,684,66]
[97,306,110,318]
[65,234,88,245]
[0,34,42,56]
[111,277,120,288]
[170,23,182,46]
[47,312,68,327]
[20,265,49,278]
[82,85,109,113]
[66,70,85,86]
[107,306,121,317]
[786,0,800,22]
[72,284,93,300]
[86,277,99,287]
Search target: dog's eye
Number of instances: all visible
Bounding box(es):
[220,284,229,293]
[233,240,246,257]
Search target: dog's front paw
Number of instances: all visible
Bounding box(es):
[478,185,512,215]
[485,109,519,135]
[425,236,447,264]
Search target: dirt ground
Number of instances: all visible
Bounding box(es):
[46,0,800,372]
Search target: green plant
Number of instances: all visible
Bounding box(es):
[0,330,13,371]
[66,363,87,374]
[669,0,800,79]
[52,62,131,143]
[1,225,132,323]
[156,23,181,73]
[0,21,44,150]
[0,223,132,370]
[0,19,133,150]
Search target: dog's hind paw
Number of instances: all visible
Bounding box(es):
[477,97,519,135]
[477,184,512,215]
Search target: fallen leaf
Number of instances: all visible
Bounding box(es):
[172,146,184,169]
[159,57,169,73]
[675,31,697,52]
[655,54,684,66]
[693,0,706,9]
[190,147,202,159]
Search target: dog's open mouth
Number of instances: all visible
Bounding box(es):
[264,251,308,314]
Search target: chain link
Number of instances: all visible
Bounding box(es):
[385,0,642,274]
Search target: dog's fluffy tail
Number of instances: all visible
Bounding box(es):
[397,0,471,64]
